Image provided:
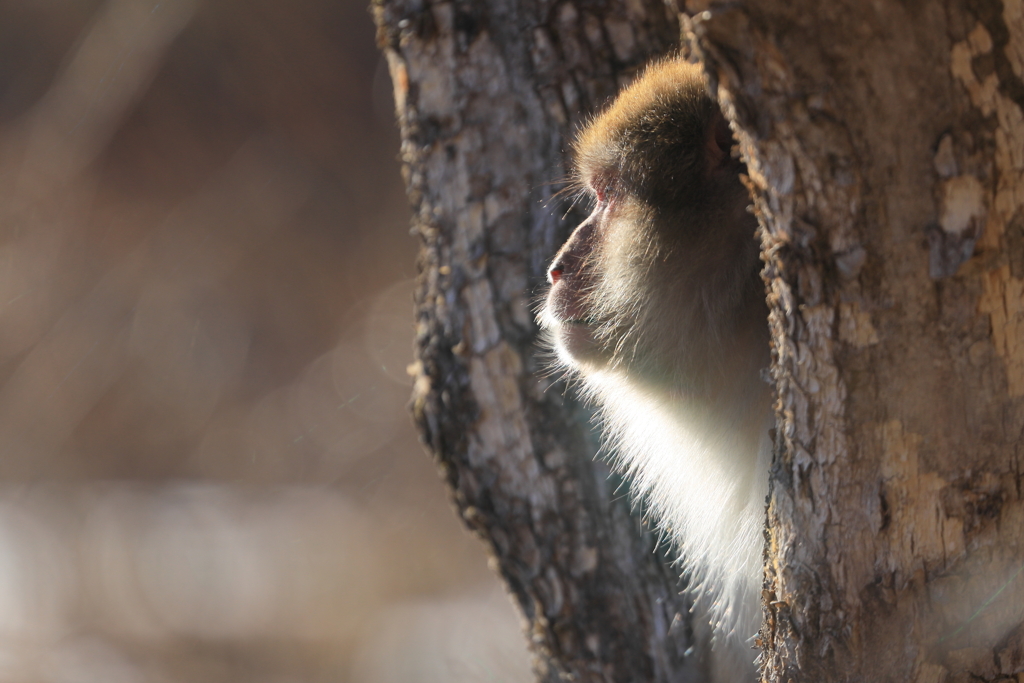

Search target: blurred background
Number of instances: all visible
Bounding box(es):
[0,0,531,681]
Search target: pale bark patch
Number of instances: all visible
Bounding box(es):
[838,302,879,348]
[950,20,1024,396]
[877,421,963,572]
[979,266,1024,396]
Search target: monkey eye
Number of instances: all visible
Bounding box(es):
[589,172,615,204]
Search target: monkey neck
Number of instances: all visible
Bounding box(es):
[580,358,772,643]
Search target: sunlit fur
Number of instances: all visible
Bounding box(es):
[540,58,772,679]
[582,369,771,634]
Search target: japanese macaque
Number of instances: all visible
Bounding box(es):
[539,59,772,678]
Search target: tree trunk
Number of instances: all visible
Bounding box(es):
[691,1,1024,681]
[375,0,1024,681]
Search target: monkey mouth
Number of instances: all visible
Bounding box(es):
[541,287,610,368]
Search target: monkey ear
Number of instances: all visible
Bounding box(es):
[705,107,736,171]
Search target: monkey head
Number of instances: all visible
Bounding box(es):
[542,59,767,410]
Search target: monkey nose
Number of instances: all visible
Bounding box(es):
[548,249,577,284]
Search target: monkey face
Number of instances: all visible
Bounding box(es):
[540,59,766,402]
[542,192,613,371]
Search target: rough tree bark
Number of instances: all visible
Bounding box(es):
[693,1,1024,681]
[374,0,1024,682]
